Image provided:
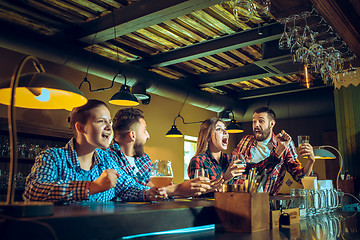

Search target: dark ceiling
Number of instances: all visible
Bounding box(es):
[0,0,359,116]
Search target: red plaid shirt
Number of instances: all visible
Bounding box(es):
[187,150,232,181]
[232,133,305,195]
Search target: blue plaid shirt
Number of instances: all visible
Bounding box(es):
[109,141,153,186]
[23,138,149,203]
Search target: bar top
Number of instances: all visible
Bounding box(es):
[1,198,360,240]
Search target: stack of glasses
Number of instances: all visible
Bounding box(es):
[278,7,356,86]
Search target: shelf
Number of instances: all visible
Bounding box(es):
[0,117,72,140]
[0,156,35,163]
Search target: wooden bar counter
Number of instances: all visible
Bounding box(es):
[1,198,359,240]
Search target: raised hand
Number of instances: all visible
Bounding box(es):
[298,143,315,162]
[275,130,292,157]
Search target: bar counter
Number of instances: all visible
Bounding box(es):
[1,198,359,240]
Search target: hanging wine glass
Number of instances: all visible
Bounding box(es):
[302,13,317,47]
[232,0,254,22]
[291,40,302,63]
[252,0,271,17]
[279,18,291,50]
[290,16,301,47]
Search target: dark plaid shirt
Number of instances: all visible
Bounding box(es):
[108,141,153,186]
[187,150,232,181]
[232,133,305,195]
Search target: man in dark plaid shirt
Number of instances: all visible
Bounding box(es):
[109,108,153,186]
[232,106,316,195]
[109,108,212,197]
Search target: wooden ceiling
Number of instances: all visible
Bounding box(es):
[0,0,358,103]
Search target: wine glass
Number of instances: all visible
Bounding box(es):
[232,0,254,22]
[194,169,211,185]
[278,18,291,50]
[150,160,173,188]
[232,154,246,184]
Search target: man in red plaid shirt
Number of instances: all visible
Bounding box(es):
[232,106,316,195]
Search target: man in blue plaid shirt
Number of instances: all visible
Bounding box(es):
[110,108,153,186]
[23,100,165,203]
[109,108,215,197]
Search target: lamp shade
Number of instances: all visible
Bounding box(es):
[226,119,244,133]
[0,73,87,110]
[313,148,336,159]
[109,85,139,106]
[166,125,183,138]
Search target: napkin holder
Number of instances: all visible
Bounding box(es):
[214,192,270,233]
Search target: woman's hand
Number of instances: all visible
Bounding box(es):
[223,160,246,182]
[169,177,211,197]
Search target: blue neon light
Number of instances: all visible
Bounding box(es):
[121,224,215,239]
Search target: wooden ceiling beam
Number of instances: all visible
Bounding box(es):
[132,22,284,68]
[76,0,223,45]
[236,79,330,100]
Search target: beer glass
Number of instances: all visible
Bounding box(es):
[297,135,310,147]
[307,189,321,216]
[289,189,307,218]
[150,160,173,188]
[194,169,211,185]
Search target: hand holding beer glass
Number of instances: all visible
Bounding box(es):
[149,160,173,200]
[231,155,247,183]
[150,160,173,188]
[297,135,314,160]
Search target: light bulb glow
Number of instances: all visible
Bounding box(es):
[34,88,50,102]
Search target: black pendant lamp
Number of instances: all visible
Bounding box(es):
[226,120,244,133]
[109,73,139,106]
[166,124,183,138]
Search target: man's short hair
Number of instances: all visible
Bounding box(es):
[254,106,276,121]
[112,108,144,135]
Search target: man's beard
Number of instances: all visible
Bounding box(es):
[253,125,271,141]
[134,140,145,157]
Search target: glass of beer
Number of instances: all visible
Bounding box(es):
[297,135,310,159]
[194,169,211,185]
[150,160,173,188]
[297,135,310,147]
[232,155,246,184]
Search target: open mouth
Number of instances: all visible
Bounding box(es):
[222,138,228,145]
[254,129,262,134]
[102,133,110,139]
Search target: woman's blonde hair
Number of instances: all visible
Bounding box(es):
[195,118,225,155]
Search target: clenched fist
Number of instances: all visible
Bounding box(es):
[89,169,120,195]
